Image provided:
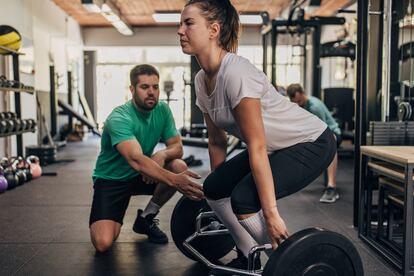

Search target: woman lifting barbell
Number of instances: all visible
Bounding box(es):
[177,0,336,270]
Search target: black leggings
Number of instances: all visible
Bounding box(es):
[203,128,337,215]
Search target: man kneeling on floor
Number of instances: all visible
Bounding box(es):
[89,64,204,253]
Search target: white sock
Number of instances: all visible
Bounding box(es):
[141,200,161,217]
[239,210,272,257]
[207,197,256,257]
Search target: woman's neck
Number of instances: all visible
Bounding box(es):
[196,47,228,77]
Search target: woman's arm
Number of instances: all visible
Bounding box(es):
[232,97,288,247]
[204,113,228,171]
[232,98,276,209]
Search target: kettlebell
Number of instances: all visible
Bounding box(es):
[4,167,18,190]
[0,166,8,193]
[27,155,42,179]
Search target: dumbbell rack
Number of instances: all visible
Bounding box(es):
[0,46,36,156]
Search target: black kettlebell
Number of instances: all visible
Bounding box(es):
[18,157,31,182]
[4,167,18,190]
[23,168,32,181]
[0,157,9,168]
[12,158,26,185]
[15,170,26,185]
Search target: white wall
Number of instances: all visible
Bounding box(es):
[0,0,84,156]
[83,26,262,47]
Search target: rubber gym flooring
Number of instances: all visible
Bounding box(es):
[0,137,399,276]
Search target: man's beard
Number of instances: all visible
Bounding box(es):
[133,93,158,111]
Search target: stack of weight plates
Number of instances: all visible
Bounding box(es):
[25,145,57,165]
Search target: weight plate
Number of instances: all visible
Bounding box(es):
[171,196,235,262]
[262,227,363,276]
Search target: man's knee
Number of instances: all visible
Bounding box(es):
[91,233,114,253]
[90,220,120,253]
[165,159,187,174]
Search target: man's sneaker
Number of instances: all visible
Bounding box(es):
[225,248,261,271]
[320,187,339,203]
[133,209,168,244]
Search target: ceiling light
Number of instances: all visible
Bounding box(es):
[81,0,102,13]
[240,14,263,25]
[100,1,134,36]
[153,12,263,25]
[152,12,181,23]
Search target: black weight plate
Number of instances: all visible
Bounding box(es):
[170,196,235,262]
[39,155,56,165]
[40,155,56,161]
[262,227,363,276]
[25,145,57,156]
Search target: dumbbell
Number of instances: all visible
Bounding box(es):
[0,120,7,134]
[25,119,36,132]
[6,112,16,119]
[14,118,23,132]
[21,119,28,131]
[30,119,37,131]
[4,119,14,134]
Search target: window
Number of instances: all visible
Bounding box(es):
[95,47,190,129]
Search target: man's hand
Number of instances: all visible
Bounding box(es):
[172,170,204,201]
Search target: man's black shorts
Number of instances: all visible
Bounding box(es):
[89,175,156,226]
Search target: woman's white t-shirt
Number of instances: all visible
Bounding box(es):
[195,53,327,152]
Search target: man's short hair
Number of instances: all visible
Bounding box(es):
[130,64,159,87]
[286,83,305,98]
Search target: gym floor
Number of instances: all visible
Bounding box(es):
[0,138,399,276]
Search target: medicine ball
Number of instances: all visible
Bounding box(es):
[0,25,22,54]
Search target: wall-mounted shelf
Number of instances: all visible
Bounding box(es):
[0,50,32,156]
[0,45,24,55]
[0,129,36,138]
[0,87,35,94]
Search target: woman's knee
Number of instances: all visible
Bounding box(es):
[203,174,224,200]
[230,188,261,215]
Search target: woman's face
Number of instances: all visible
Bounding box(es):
[178,4,214,55]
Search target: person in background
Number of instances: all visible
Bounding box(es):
[89,64,204,253]
[287,83,341,203]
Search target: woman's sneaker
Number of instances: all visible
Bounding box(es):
[133,209,168,244]
[225,248,261,270]
[319,187,339,203]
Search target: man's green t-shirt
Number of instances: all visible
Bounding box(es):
[305,96,341,135]
[92,100,178,181]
